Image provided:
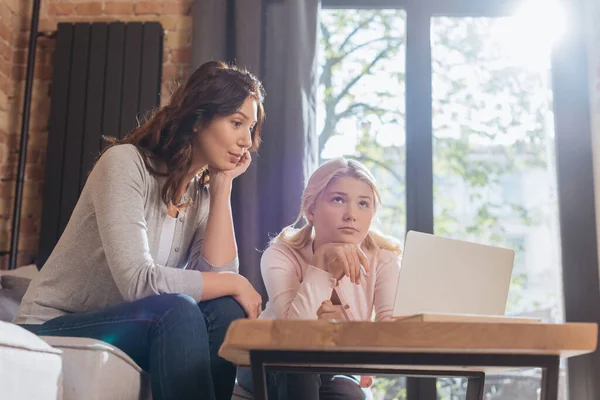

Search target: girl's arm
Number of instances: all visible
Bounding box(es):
[261,246,336,319]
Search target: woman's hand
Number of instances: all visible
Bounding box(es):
[316,300,348,321]
[209,151,251,181]
[208,152,251,197]
[227,151,252,179]
[312,243,370,284]
[232,274,263,319]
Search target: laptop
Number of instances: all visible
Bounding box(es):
[392,231,515,317]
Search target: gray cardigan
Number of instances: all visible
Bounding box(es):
[14,144,238,324]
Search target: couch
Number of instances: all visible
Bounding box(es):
[0,320,63,399]
[0,266,254,400]
[0,266,151,400]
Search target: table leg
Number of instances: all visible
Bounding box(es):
[406,377,437,400]
[250,351,269,400]
[465,372,485,400]
[540,357,559,400]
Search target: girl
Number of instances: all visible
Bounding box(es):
[237,157,402,399]
[15,61,265,400]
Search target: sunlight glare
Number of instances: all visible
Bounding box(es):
[493,0,567,70]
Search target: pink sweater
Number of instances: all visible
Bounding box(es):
[260,239,401,321]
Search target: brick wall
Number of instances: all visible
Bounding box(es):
[0,0,193,269]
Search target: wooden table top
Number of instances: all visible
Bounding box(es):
[219,320,598,370]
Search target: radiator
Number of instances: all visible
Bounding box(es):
[38,22,163,268]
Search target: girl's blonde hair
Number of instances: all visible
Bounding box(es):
[273,158,401,255]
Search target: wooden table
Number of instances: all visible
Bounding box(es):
[219,320,597,400]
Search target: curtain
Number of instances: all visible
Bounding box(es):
[191,0,320,295]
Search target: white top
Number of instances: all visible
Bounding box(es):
[156,216,177,266]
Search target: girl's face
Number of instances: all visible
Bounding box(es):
[310,176,375,246]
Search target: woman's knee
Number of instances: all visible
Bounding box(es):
[206,295,246,322]
[139,294,209,339]
[138,293,201,320]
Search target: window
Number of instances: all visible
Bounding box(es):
[319,0,597,399]
[431,15,564,319]
[318,9,407,239]
[430,14,566,399]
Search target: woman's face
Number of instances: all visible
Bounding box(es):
[310,176,375,246]
[192,96,258,171]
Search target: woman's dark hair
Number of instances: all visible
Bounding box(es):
[105,60,265,206]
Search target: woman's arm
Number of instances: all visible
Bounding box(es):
[198,272,239,299]
[199,174,238,267]
[200,152,252,268]
[373,250,402,321]
[261,246,336,319]
[187,223,238,272]
[201,271,261,318]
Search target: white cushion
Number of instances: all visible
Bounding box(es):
[0,321,63,400]
[0,264,38,282]
[42,336,151,400]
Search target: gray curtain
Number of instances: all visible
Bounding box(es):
[192,0,320,295]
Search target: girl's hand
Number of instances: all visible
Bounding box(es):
[316,300,348,321]
[312,243,370,284]
[360,375,374,388]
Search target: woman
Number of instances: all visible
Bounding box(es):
[14,61,264,400]
[237,158,402,399]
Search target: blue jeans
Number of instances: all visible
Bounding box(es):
[237,367,365,400]
[21,294,245,400]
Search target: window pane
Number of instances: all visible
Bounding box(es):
[318,8,407,399]
[318,9,407,241]
[432,16,566,400]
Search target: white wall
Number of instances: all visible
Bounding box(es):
[585,0,600,275]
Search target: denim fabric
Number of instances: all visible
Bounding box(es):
[237,367,365,400]
[22,294,245,400]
